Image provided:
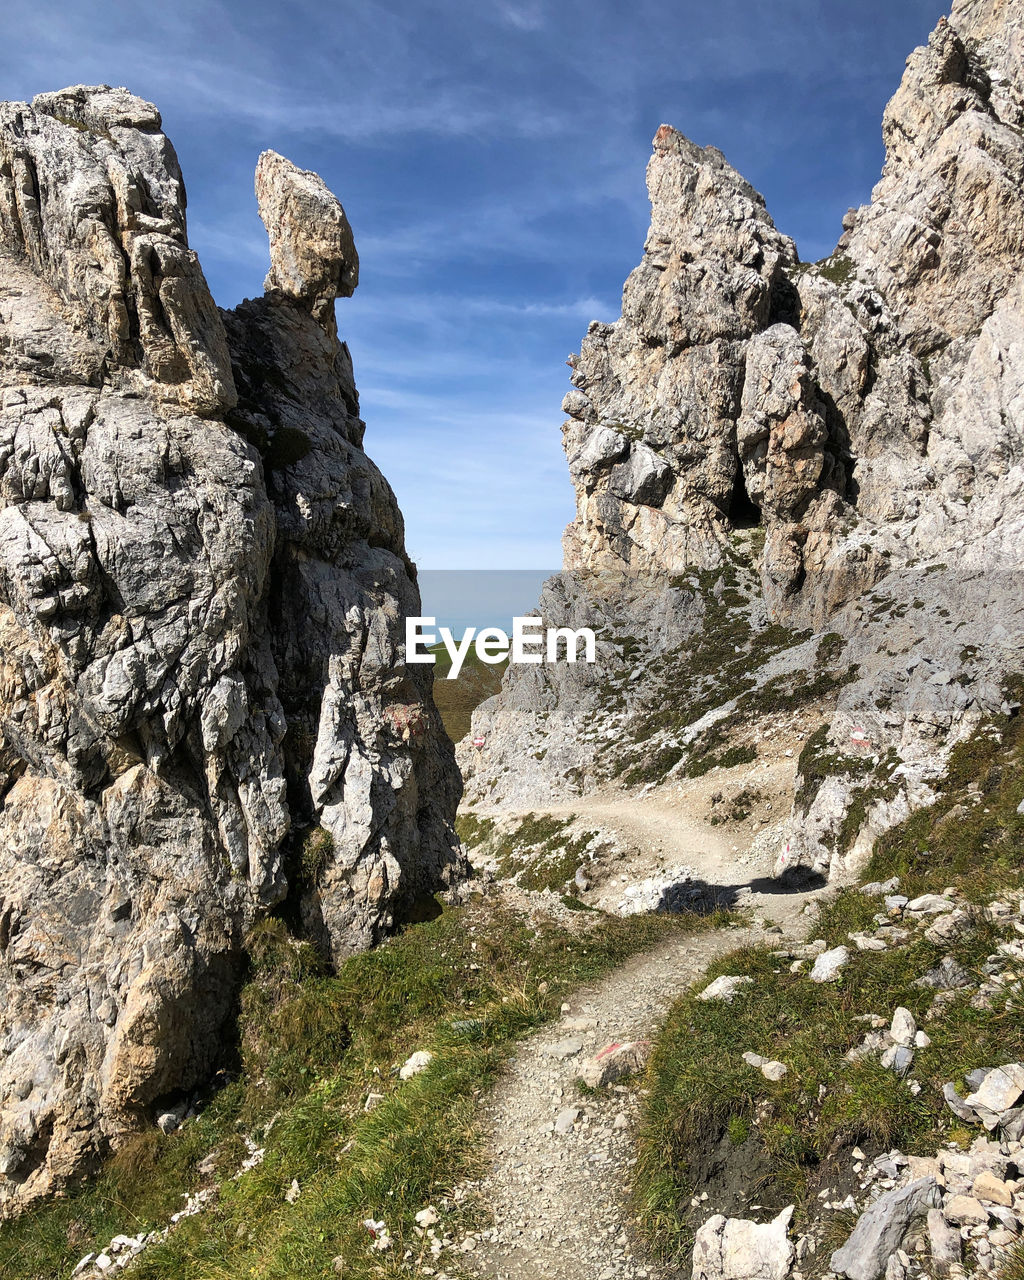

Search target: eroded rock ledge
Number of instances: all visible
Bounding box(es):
[0,84,462,1213]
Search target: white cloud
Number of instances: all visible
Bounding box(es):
[494,0,548,32]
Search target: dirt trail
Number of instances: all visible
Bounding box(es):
[473,755,800,914]
[463,789,824,1280]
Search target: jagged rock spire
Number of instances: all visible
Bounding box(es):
[255,149,359,330]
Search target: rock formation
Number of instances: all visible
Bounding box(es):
[0,85,462,1213]
[463,0,1024,876]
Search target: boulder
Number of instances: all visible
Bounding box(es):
[890,1007,916,1047]
[699,976,754,1002]
[916,958,971,990]
[942,1082,977,1124]
[741,1053,788,1082]
[942,1194,988,1227]
[399,1051,435,1081]
[964,1064,1024,1117]
[554,1106,580,1135]
[926,1207,961,1274]
[831,1177,941,1280]
[905,895,954,914]
[545,1038,586,1060]
[810,947,850,983]
[692,1205,795,1280]
[861,879,901,897]
[971,1170,1013,1206]
[578,1040,650,1088]
[924,910,973,946]
[880,1045,914,1076]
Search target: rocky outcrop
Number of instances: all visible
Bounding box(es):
[691,1205,795,1280]
[561,0,1024,619]
[561,128,802,578]
[255,149,358,326]
[0,85,462,1213]
[463,0,1024,877]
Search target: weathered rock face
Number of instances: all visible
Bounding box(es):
[0,85,462,1213]
[255,149,358,326]
[563,0,1024,614]
[464,0,1024,877]
[562,127,804,579]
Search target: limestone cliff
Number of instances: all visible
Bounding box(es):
[463,0,1024,877]
[0,86,462,1213]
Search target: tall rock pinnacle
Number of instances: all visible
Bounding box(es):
[0,85,462,1214]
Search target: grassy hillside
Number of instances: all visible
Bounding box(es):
[429,642,508,742]
[0,900,720,1280]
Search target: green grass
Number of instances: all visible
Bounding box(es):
[813,252,856,287]
[681,741,757,779]
[633,688,1024,1266]
[457,812,598,893]
[795,724,859,810]
[454,812,497,849]
[635,906,1022,1262]
[1002,1241,1024,1280]
[299,827,334,886]
[429,643,508,743]
[628,659,861,794]
[0,902,720,1280]
[864,677,1024,901]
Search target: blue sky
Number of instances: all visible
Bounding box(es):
[3,0,947,569]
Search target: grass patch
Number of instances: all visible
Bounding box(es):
[635,907,1022,1262]
[0,903,718,1280]
[864,678,1024,902]
[737,665,860,722]
[795,724,858,810]
[681,741,757,779]
[429,643,508,743]
[816,633,845,666]
[454,812,497,849]
[300,827,334,886]
[1002,1241,1024,1280]
[459,813,598,893]
[813,252,856,287]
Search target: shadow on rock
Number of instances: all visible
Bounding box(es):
[654,866,826,916]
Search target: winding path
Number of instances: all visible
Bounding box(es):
[463,791,822,1280]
